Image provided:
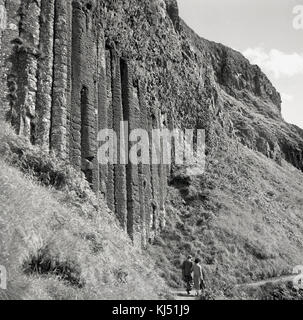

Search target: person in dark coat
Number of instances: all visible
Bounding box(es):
[182,255,194,294]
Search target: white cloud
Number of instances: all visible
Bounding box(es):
[243,47,303,79]
[281,93,294,102]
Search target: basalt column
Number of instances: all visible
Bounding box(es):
[81,85,93,185]
[111,50,127,230]
[121,58,141,246]
[105,49,115,212]
[70,1,82,169]
[9,0,41,141]
[149,109,161,240]
[138,83,153,246]
[0,0,21,122]
[158,115,168,230]
[50,0,69,158]
[135,84,150,249]
[152,109,168,233]
[71,0,99,191]
[0,0,7,117]
[36,0,55,150]
[97,32,108,198]
[65,0,73,159]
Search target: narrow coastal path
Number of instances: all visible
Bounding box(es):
[172,289,200,301]
[173,274,297,300]
[236,275,296,288]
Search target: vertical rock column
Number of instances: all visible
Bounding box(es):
[105,49,115,212]
[135,85,147,248]
[70,1,83,169]
[1,0,22,130]
[74,3,99,192]
[121,58,141,246]
[149,109,161,240]
[12,0,41,140]
[70,1,99,193]
[0,1,5,50]
[50,0,69,159]
[138,83,153,246]
[158,115,168,230]
[36,0,55,150]
[158,159,168,229]
[97,31,108,198]
[0,0,15,122]
[65,0,73,159]
[148,106,168,239]
[111,50,127,230]
[80,85,93,185]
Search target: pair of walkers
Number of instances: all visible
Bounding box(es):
[182,255,206,296]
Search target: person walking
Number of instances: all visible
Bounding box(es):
[182,255,194,295]
[193,258,205,296]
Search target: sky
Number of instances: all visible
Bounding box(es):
[177,0,303,129]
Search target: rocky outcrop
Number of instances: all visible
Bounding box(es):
[209,44,282,113]
[165,0,180,32]
[1,0,303,247]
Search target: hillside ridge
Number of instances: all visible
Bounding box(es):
[1,0,303,300]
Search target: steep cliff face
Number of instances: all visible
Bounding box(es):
[0,0,171,248]
[0,0,303,250]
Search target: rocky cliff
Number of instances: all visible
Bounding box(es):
[1,0,303,249]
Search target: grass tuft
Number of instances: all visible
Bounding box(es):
[0,121,169,300]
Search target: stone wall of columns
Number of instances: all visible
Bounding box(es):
[0,0,168,248]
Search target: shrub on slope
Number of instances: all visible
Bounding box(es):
[149,138,303,299]
[0,123,169,300]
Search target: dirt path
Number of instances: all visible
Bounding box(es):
[172,289,200,301]
[173,275,297,300]
[237,275,296,288]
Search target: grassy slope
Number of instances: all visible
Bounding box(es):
[244,282,303,300]
[149,138,303,299]
[1,121,303,300]
[0,123,169,300]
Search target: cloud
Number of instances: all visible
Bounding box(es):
[243,47,303,79]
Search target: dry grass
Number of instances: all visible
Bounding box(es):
[0,122,169,300]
